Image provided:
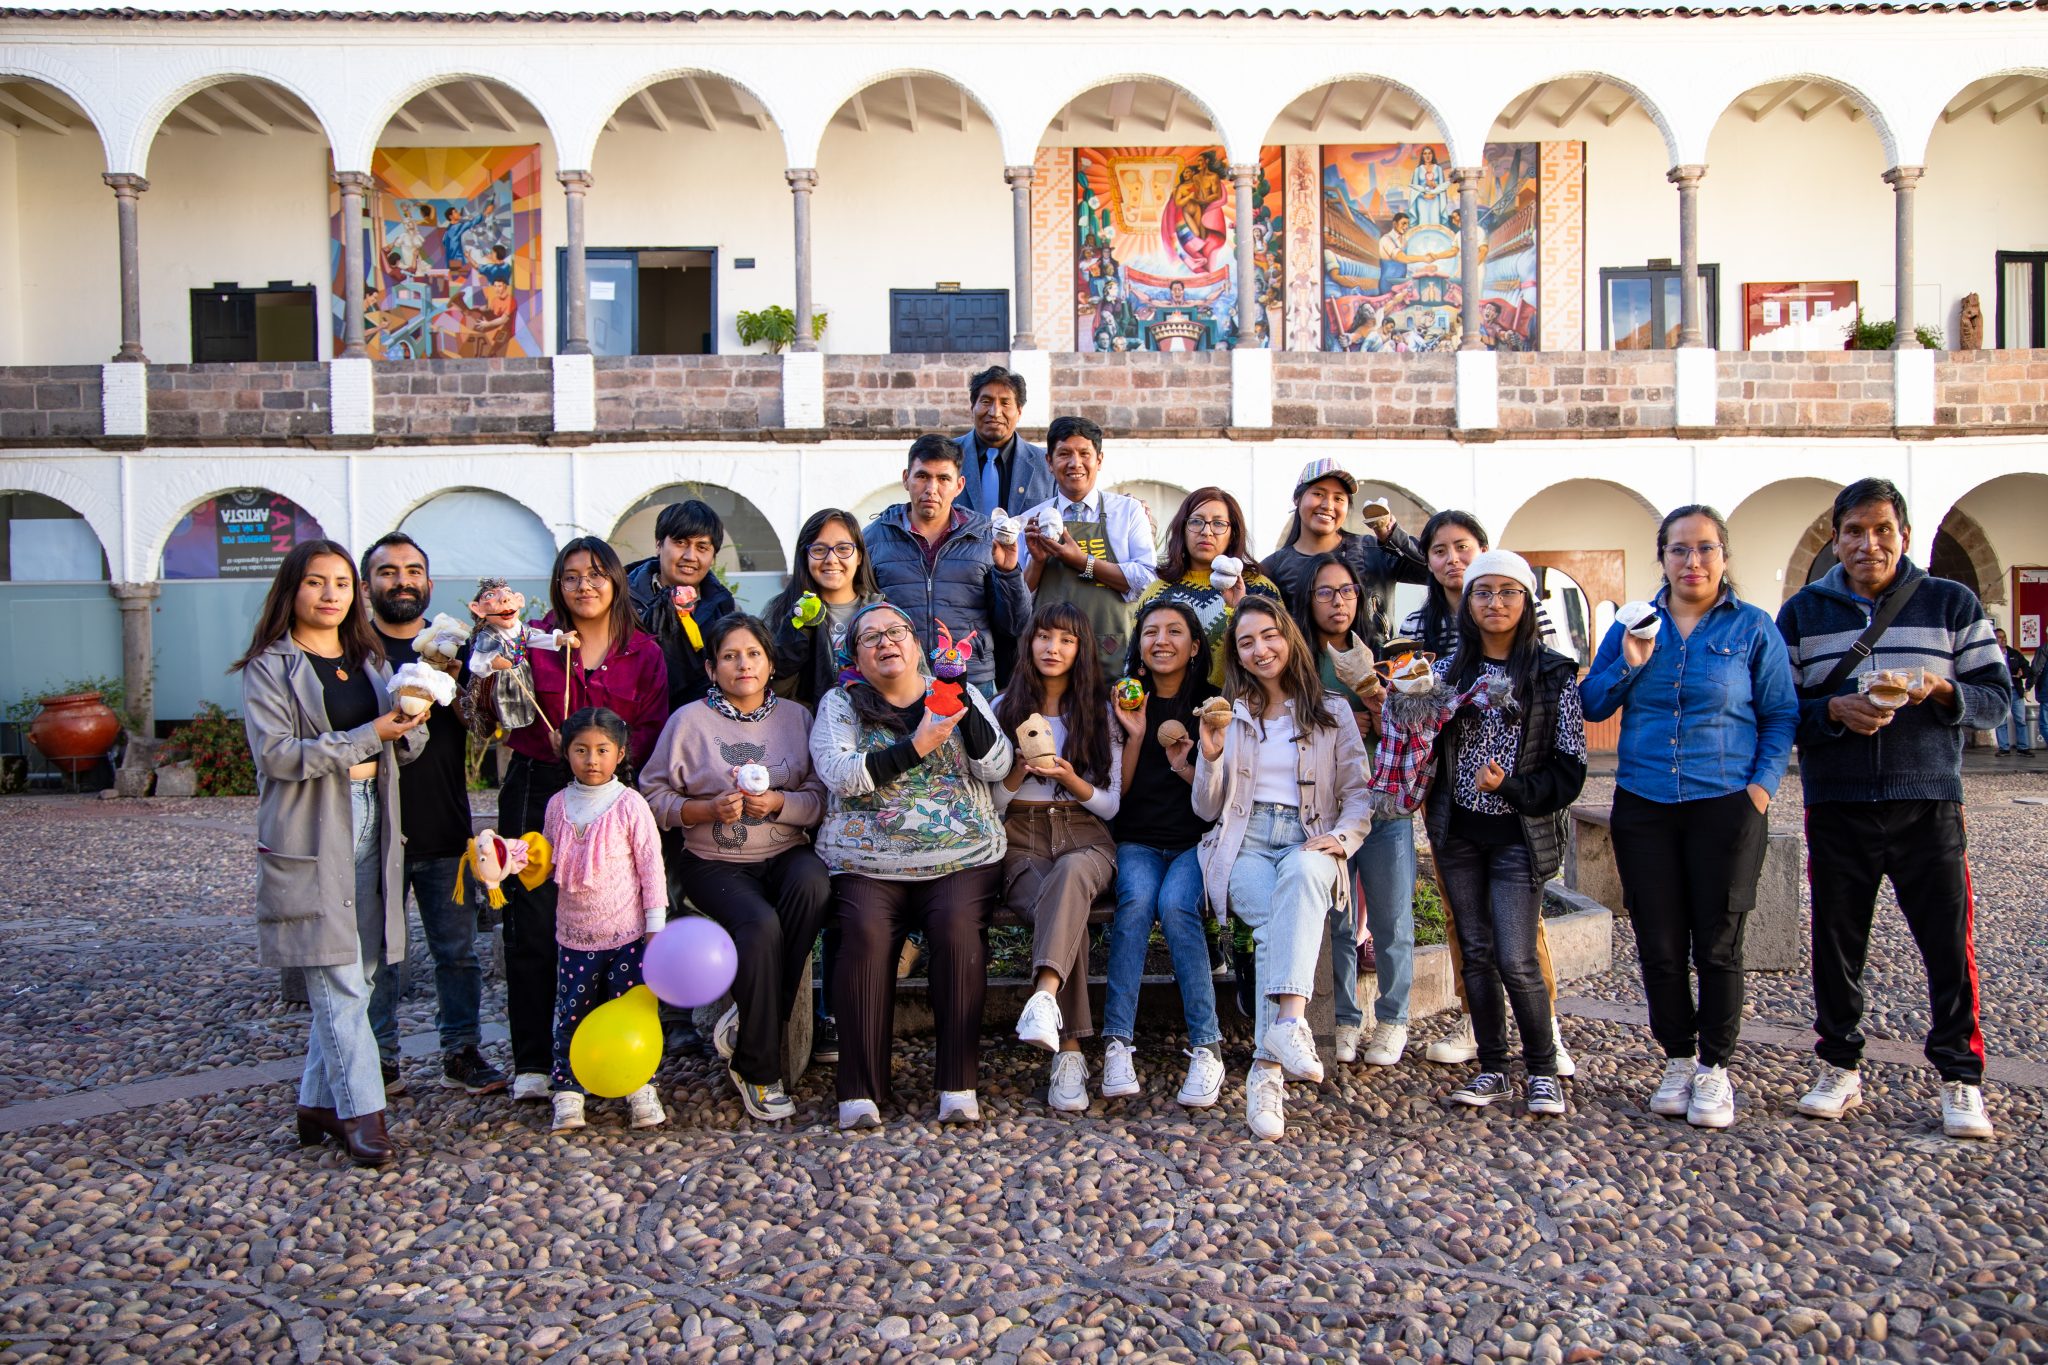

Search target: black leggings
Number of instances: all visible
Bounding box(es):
[673,845,833,1084]
[498,754,571,1077]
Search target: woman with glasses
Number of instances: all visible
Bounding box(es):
[1135,486,1280,685]
[768,509,886,708]
[496,537,669,1106]
[1423,550,1586,1118]
[809,603,1014,1129]
[1580,506,1798,1130]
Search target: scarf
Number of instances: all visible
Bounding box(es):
[706,684,775,723]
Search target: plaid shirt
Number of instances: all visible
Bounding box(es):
[1367,675,1508,814]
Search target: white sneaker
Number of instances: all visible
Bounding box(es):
[1100,1039,1141,1098]
[711,1005,739,1061]
[1426,1016,1478,1064]
[1246,1062,1286,1140]
[1262,1017,1325,1084]
[1649,1056,1695,1117]
[1360,1023,1410,1067]
[937,1090,981,1124]
[1014,990,1063,1053]
[1048,1052,1090,1113]
[1797,1063,1863,1119]
[838,1098,883,1131]
[1687,1065,1735,1130]
[626,1084,666,1129]
[550,1090,586,1133]
[1177,1046,1225,1108]
[1333,1025,1362,1063]
[1552,1018,1576,1078]
[511,1072,553,1103]
[1940,1081,1994,1140]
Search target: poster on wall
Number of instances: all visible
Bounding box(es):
[1073,146,1284,351]
[1742,281,1858,349]
[329,146,545,360]
[1320,143,1552,353]
[160,490,327,581]
[2015,567,2048,653]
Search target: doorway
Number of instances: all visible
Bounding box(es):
[557,247,717,355]
[189,283,319,362]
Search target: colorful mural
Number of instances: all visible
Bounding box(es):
[1074,146,1283,351]
[1321,144,1566,354]
[330,145,545,360]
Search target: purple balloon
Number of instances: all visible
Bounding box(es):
[643,916,739,1008]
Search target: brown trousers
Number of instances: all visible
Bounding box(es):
[1002,804,1117,1040]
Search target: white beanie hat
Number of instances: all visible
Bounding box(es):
[1463,549,1538,596]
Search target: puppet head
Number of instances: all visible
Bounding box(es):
[469,577,526,633]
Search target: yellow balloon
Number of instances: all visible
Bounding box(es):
[569,987,664,1098]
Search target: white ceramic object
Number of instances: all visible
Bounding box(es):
[991,508,1020,545]
[1616,601,1662,640]
[735,763,772,794]
[1210,554,1243,591]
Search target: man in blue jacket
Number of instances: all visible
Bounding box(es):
[1775,478,2009,1140]
[868,434,1030,697]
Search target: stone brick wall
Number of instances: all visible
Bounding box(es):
[1499,352,1675,432]
[146,363,330,441]
[1054,352,1231,431]
[823,354,991,432]
[594,356,782,432]
[373,358,553,439]
[1271,354,1455,433]
[1716,351,1892,430]
[0,366,102,441]
[1935,350,2048,427]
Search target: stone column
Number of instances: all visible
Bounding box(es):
[1453,167,1486,350]
[1668,164,1707,348]
[1004,165,1037,349]
[1230,163,1260,346]
[332,171,374,359]
[558,170,594,355]
[110,581,159,736]
[103,173,150,363]
[1884,165,1924,348]
[786,168,819,354]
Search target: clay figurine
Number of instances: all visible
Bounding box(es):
[1156,719,1190,750]
[1112,676,1146,711]
[416,612,474,674]
[790,591,824,630]
[390,660,458,716]
[1616,600,1661,641]
[990,508,1022,546]
[671,583,704,649]
[1323,632,1379,698]
[1015,713,1059,768]
[734,762,772,795]
[1209,554,1244,592]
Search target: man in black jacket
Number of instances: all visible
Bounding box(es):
[1994,627,2033,754]
[625,498,735,713]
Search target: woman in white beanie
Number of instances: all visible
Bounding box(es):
[1422,550,1587,1117]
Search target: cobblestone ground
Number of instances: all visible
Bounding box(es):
[0,774,2043,1364]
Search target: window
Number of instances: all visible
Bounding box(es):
[1600,265,1720,349]
[556,248,717,356]
[1996,251,2048,348]
[189,284,318,362]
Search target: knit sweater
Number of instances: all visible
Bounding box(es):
[638,697,826,862]
[543,783,669,950]
[1775,559,2010,806]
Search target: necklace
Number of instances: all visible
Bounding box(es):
[292,634,349,681]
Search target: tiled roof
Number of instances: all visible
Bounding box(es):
[3,0,2043,18]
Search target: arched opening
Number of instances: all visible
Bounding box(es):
[394,487,559,603]
[1927,73,2048,348]
[610,483,787,612]
[1706,80,1894,351]
[1725,477,1841,603]
[588,76,785,356]
[0,77,110,364]
[0,490,120,736]
[1106,478,1187,556]
[848,482,904,534]
[0,491,108,582]
[1947,473,2048,616]
[1047,79,1274,352]
[357,78,556,359]
[159,487,329,581]
[1500,478,1663,666]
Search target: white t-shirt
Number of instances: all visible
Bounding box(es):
[1250,703,1300,807]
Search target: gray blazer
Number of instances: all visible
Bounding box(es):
[951,431,1053,517]
[241,637,425,969]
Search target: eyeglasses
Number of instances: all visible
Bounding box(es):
[806,543,859,562]
[1313,584,1362,603]
[559,572,609,589]
[1663,543,1725,564]
[855,624,915,650]
[1468,588,1528,604]
[1186,517,1234,534]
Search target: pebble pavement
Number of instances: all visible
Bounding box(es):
[0,777,2043,1363]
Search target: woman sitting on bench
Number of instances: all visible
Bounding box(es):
[995,601,1122,1114]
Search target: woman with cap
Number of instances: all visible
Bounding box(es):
[1261,457,1428,655]
[1422,550,1587,1117]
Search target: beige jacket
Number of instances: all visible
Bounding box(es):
[1191,695,1373,922]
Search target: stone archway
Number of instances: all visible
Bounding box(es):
[1786,508,1835,602]
[1934,504,2003,606]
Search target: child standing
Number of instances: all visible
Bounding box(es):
[544,707,670,1134]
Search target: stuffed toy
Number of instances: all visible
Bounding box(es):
[790,591,824,630]
[1112,677,1146,711]
[927,620,977,718]
[416,612,474,674]
[467,577,576,733]
[390,660,458,716]
[455,828,553,910]
[1209,555,1244,592]
[1616,601,1661,641]
[1375,649,1437,695]
[1015,713,1059,768]
[734,762,772,795]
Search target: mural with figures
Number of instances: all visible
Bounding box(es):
[1074,146,1283,351]
[1321,143,1570,353]
[329,145,545,360]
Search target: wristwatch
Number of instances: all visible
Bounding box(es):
[1080,554,1097,582]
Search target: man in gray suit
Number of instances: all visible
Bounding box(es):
[952,363,1053,687]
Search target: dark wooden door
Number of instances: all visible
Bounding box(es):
[890,289,1008,354]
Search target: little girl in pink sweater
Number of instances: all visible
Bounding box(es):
[542,707,669,1135]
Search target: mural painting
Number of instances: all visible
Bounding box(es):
[330,145,545,360]
[1074,146,1284,351]
[1321,143,1565,353]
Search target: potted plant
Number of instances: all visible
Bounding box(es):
[735,305,830,354]
[1845,308,1944,351]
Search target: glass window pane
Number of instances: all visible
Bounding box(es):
[1661,276,1684,347]
[1608,278,1652,349]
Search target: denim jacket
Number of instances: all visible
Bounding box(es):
[1580,586,1799,804]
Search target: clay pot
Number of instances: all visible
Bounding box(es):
[27,691,122,774]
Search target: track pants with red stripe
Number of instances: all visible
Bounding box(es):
[1805,800,1985,1084]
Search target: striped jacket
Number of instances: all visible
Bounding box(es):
[1774,559,2010,806]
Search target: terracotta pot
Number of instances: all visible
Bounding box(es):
[27,691,122,774]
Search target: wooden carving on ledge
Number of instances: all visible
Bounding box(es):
[1958,293,1984,351]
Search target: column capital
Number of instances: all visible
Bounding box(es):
[557,169,594,194]
[1666,164,1707,189]
[1003,164,1036,188]
[785,167,818,192]
[331,170,375,195]
[1227,162,1259,186]
[110,581,160,605]
[1450,165,1488,189]
[1882,165,1925,191]
[102,172,149,197]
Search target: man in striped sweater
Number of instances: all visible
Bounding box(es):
[1775,478,2010,1140]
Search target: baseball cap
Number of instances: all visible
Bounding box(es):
[1292,457,1358,500]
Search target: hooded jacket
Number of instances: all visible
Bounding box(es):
[626,554,736,711]
[863,503,1031,690]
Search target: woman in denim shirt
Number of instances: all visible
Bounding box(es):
[1581,505,1799,1131]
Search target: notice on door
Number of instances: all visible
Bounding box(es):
[590,281,617,301]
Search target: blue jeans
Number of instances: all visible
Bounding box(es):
[1226,803,1341,1063]
[1434,832,1556,1076]
[369,854,485,1060]
[1355,813,1417,1026]
[1997,689,2033,751]
[1103,842,1220,1048]
[2037,700,2048,751]
[300,779,387,1119]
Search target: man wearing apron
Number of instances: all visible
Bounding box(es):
[1018,415,1159,675]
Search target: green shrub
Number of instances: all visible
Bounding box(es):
[735,305,830,354]
[165,702,256,797]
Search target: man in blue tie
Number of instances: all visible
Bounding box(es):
[952,364,1051,686]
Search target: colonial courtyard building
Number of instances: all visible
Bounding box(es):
[1,0,2045,736]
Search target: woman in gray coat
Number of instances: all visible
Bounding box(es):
[234,539,426,1166]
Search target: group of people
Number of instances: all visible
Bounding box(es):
[239,362,2010,1165]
